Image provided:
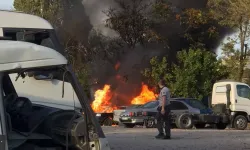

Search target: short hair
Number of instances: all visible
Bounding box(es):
[158,79,166,86]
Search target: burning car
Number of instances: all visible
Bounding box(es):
[119,101,156,128]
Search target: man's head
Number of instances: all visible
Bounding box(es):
[158,79,166,88]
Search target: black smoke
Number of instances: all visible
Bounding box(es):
[64,0,233,106]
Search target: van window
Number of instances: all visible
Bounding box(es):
[216,86,227,93]
[236,85,250,99]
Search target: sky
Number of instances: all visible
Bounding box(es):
[0,0,14,10]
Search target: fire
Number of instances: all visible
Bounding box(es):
[91,83,158,113]
[91,85,117,113]
[115,62,121,70]
[131,83,158,105]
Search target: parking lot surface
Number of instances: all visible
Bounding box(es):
[103,126,250,150]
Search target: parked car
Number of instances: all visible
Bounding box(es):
[142,98,213,129]
[113,105,142,124]
[119,103,151,128]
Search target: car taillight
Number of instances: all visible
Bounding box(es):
[129,112,134,116]
[143,112,147,116]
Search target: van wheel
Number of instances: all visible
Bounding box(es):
[176,114,193,129]
[124,124,135,128]
[216,123,227,129]
[195,124,206,129]
[103,118,113,126]
[233,115,248,130]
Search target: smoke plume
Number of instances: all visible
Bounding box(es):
[76,0,233,105]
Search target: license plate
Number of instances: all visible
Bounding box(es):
[122,117,129,120]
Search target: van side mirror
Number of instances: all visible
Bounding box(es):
[27,71,53,81]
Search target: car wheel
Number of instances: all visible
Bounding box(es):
[233,115,248,130]
[176,114,193,129]
[216,123,227,130]
[146,119,155,128]
[103,118,113,126]
[195,123,206,129]
[124,124,135,128]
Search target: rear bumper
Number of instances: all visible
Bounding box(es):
[119,116,145,124]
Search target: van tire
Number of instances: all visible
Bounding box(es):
[176,114,193,129]
[216,123,227,130]
[233,115,248,130]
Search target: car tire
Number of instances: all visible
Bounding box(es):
[233,115,248,130]
[145,119,155,128]
[124,124,135,128]
[216,123,227,130]
[195,123,206,129]
[103,118,113,126]
[176,114,193,129]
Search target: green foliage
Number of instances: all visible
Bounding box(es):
[142,56,172,86]
[143,48,228,99]
[14,0,63,26]
[208,0,250,81]
[172,49,228,99]
[220,39,250,82]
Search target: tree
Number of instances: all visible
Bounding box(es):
[143,48,228,99]
[208,0,250,81]
[105,0,158,48]
[152,1,219,49]
[142,56,172,87]
[14,0,63,27]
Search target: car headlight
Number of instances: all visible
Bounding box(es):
[96,113,101,117]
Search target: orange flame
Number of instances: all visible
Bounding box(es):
[91,85,117,113]
[115,62,121,70]
[131,83,158,105]
[91,83,158,113]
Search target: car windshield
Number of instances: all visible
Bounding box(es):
[187,99,207,110]
[142,101,159,108]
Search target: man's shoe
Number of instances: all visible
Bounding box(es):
[155,133,164,139]
[162,136,171,139]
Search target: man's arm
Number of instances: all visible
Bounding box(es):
[161,88,169,111]
[162,95,166,111]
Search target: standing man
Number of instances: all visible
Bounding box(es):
[155,79,171,139]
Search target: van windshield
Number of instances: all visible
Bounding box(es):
[2,28,64,56]
[7,70,82,110]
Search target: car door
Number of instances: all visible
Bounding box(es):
[235,84,250,114]
[170,101,189,118]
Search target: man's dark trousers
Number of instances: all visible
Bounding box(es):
[156,105,171,137]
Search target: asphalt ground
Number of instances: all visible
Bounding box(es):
[102,126,250,150]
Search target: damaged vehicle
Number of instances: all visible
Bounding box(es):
[0,10,110,150]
